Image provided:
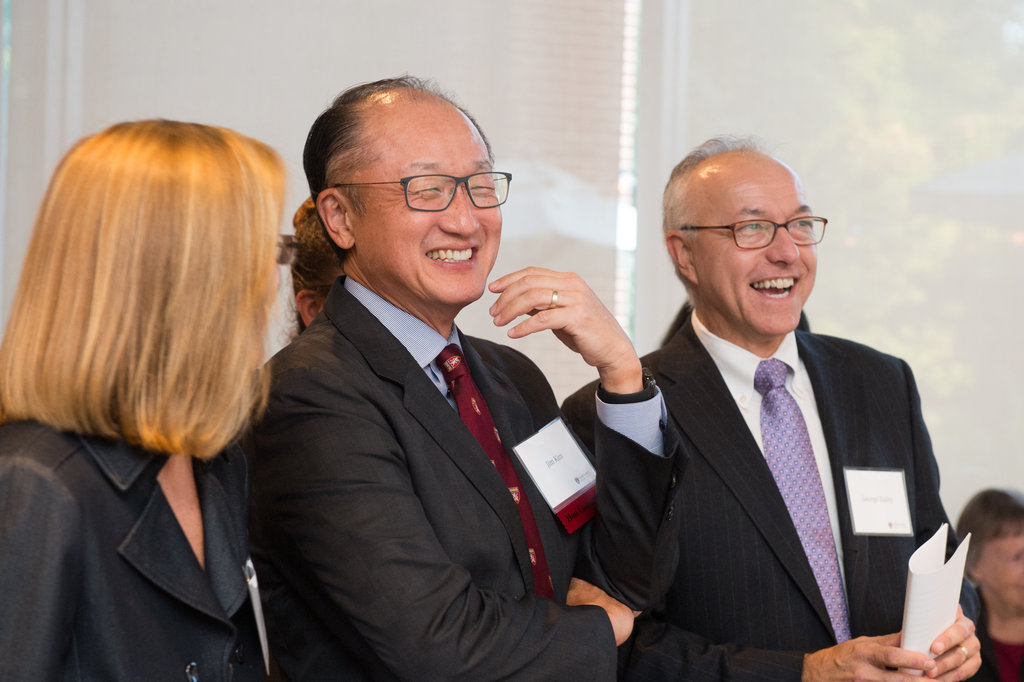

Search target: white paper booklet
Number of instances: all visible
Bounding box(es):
[899,523,971,675]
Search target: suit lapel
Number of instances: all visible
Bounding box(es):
[326,286,535,591]
[661,323,835,637]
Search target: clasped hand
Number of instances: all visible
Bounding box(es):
[566,577,639,646]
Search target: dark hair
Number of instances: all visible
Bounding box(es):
[290,197,344,333]
[302,75,493,200]
[302,76,494,265]
[956,488,1024,573]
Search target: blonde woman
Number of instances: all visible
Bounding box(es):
[0,120,284,681]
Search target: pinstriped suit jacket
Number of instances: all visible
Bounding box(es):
[561,320,977,681]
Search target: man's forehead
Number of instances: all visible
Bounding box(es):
[695,150,790,181]
[368,91,473,134]
[364,97,490,171]
[693,152,807,217]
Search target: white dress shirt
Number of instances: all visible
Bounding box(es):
[691,312,847,585]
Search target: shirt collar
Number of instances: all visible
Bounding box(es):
[344,278,459,369]
[691,311,801,400]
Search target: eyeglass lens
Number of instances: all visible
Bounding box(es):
[734,218,825,248]
[405,173,510,210]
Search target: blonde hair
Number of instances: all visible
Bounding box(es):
[0,119,285,459]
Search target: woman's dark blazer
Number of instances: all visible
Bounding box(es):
[0,420,265,682]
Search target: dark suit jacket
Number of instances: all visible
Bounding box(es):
[247,281,682,681]
[561,320,978,681]
[0,421,264,682]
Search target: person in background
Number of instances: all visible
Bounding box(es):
[288,196,344,333]
[562,135,980,681]
[0,119,285,681]
[247,76,682,680]
[956,488,1024,682]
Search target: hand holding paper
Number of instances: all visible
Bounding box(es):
[899,524,980,678]
[804,524,980,681]
[921,607,980,680]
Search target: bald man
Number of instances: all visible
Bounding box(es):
[563,136,980,681]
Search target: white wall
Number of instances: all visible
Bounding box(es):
[632,0,1024,520]
[3,0,1022,521]
[2,0,630,398]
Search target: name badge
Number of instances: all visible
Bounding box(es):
[512,418,596,533]
[843,467,914,536]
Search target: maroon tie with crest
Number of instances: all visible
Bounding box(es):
[436,344,554,599]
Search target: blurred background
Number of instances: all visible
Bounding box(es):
[3,0,1022,520]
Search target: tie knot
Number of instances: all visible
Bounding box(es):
[754,358,789,397]
[437,344,468,381]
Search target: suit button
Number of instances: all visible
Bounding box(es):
[185,661,199,681]
[234,645,244,663]
[666,504,674,520]
[669,473,677,488]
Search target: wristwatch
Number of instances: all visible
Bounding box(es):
[596,367,657,404]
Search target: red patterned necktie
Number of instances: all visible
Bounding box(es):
[755,358,851,642]
[437,344,554,599]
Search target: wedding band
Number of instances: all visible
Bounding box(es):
[548,290,559,309]
[960,645,969,659]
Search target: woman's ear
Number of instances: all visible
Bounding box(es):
[295,289,326,328]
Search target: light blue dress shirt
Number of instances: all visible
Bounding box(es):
[344,278,664,455]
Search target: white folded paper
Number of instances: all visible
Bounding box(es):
[899,523,971,676]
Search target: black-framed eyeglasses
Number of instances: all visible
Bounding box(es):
[675,216,827,250]
[331,171,512,212]
[277,234,297,266]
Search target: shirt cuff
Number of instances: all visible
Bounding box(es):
[594,388,667,457]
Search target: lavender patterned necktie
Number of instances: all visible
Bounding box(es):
[754,358,851,643]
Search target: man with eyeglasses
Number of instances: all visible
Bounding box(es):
[247,76,682,681]
[563,136,982,681]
